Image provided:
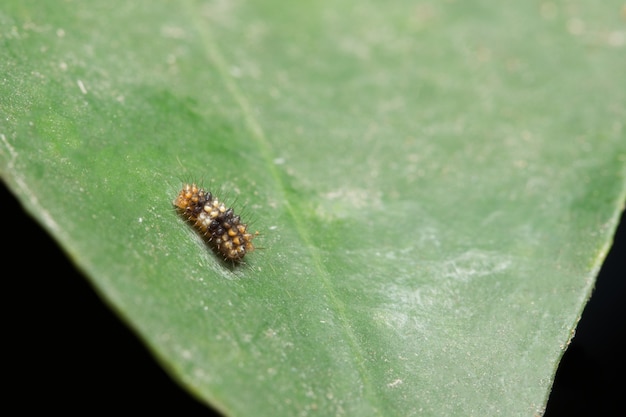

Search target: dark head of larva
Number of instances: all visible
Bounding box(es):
[174,183,258,262]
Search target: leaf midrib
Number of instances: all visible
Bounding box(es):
[185,2,382,413]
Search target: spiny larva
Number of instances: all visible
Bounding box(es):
[173,183,257,262]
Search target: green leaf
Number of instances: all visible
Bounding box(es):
[2,0,625,415]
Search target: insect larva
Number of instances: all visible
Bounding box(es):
[174,183,257,262]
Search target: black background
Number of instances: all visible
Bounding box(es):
[3,182,624,415]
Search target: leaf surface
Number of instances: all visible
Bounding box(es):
[2,1,625,415]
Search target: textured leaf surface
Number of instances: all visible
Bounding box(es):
[2,1,625,416]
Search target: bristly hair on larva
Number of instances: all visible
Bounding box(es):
[173,183,258,263]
